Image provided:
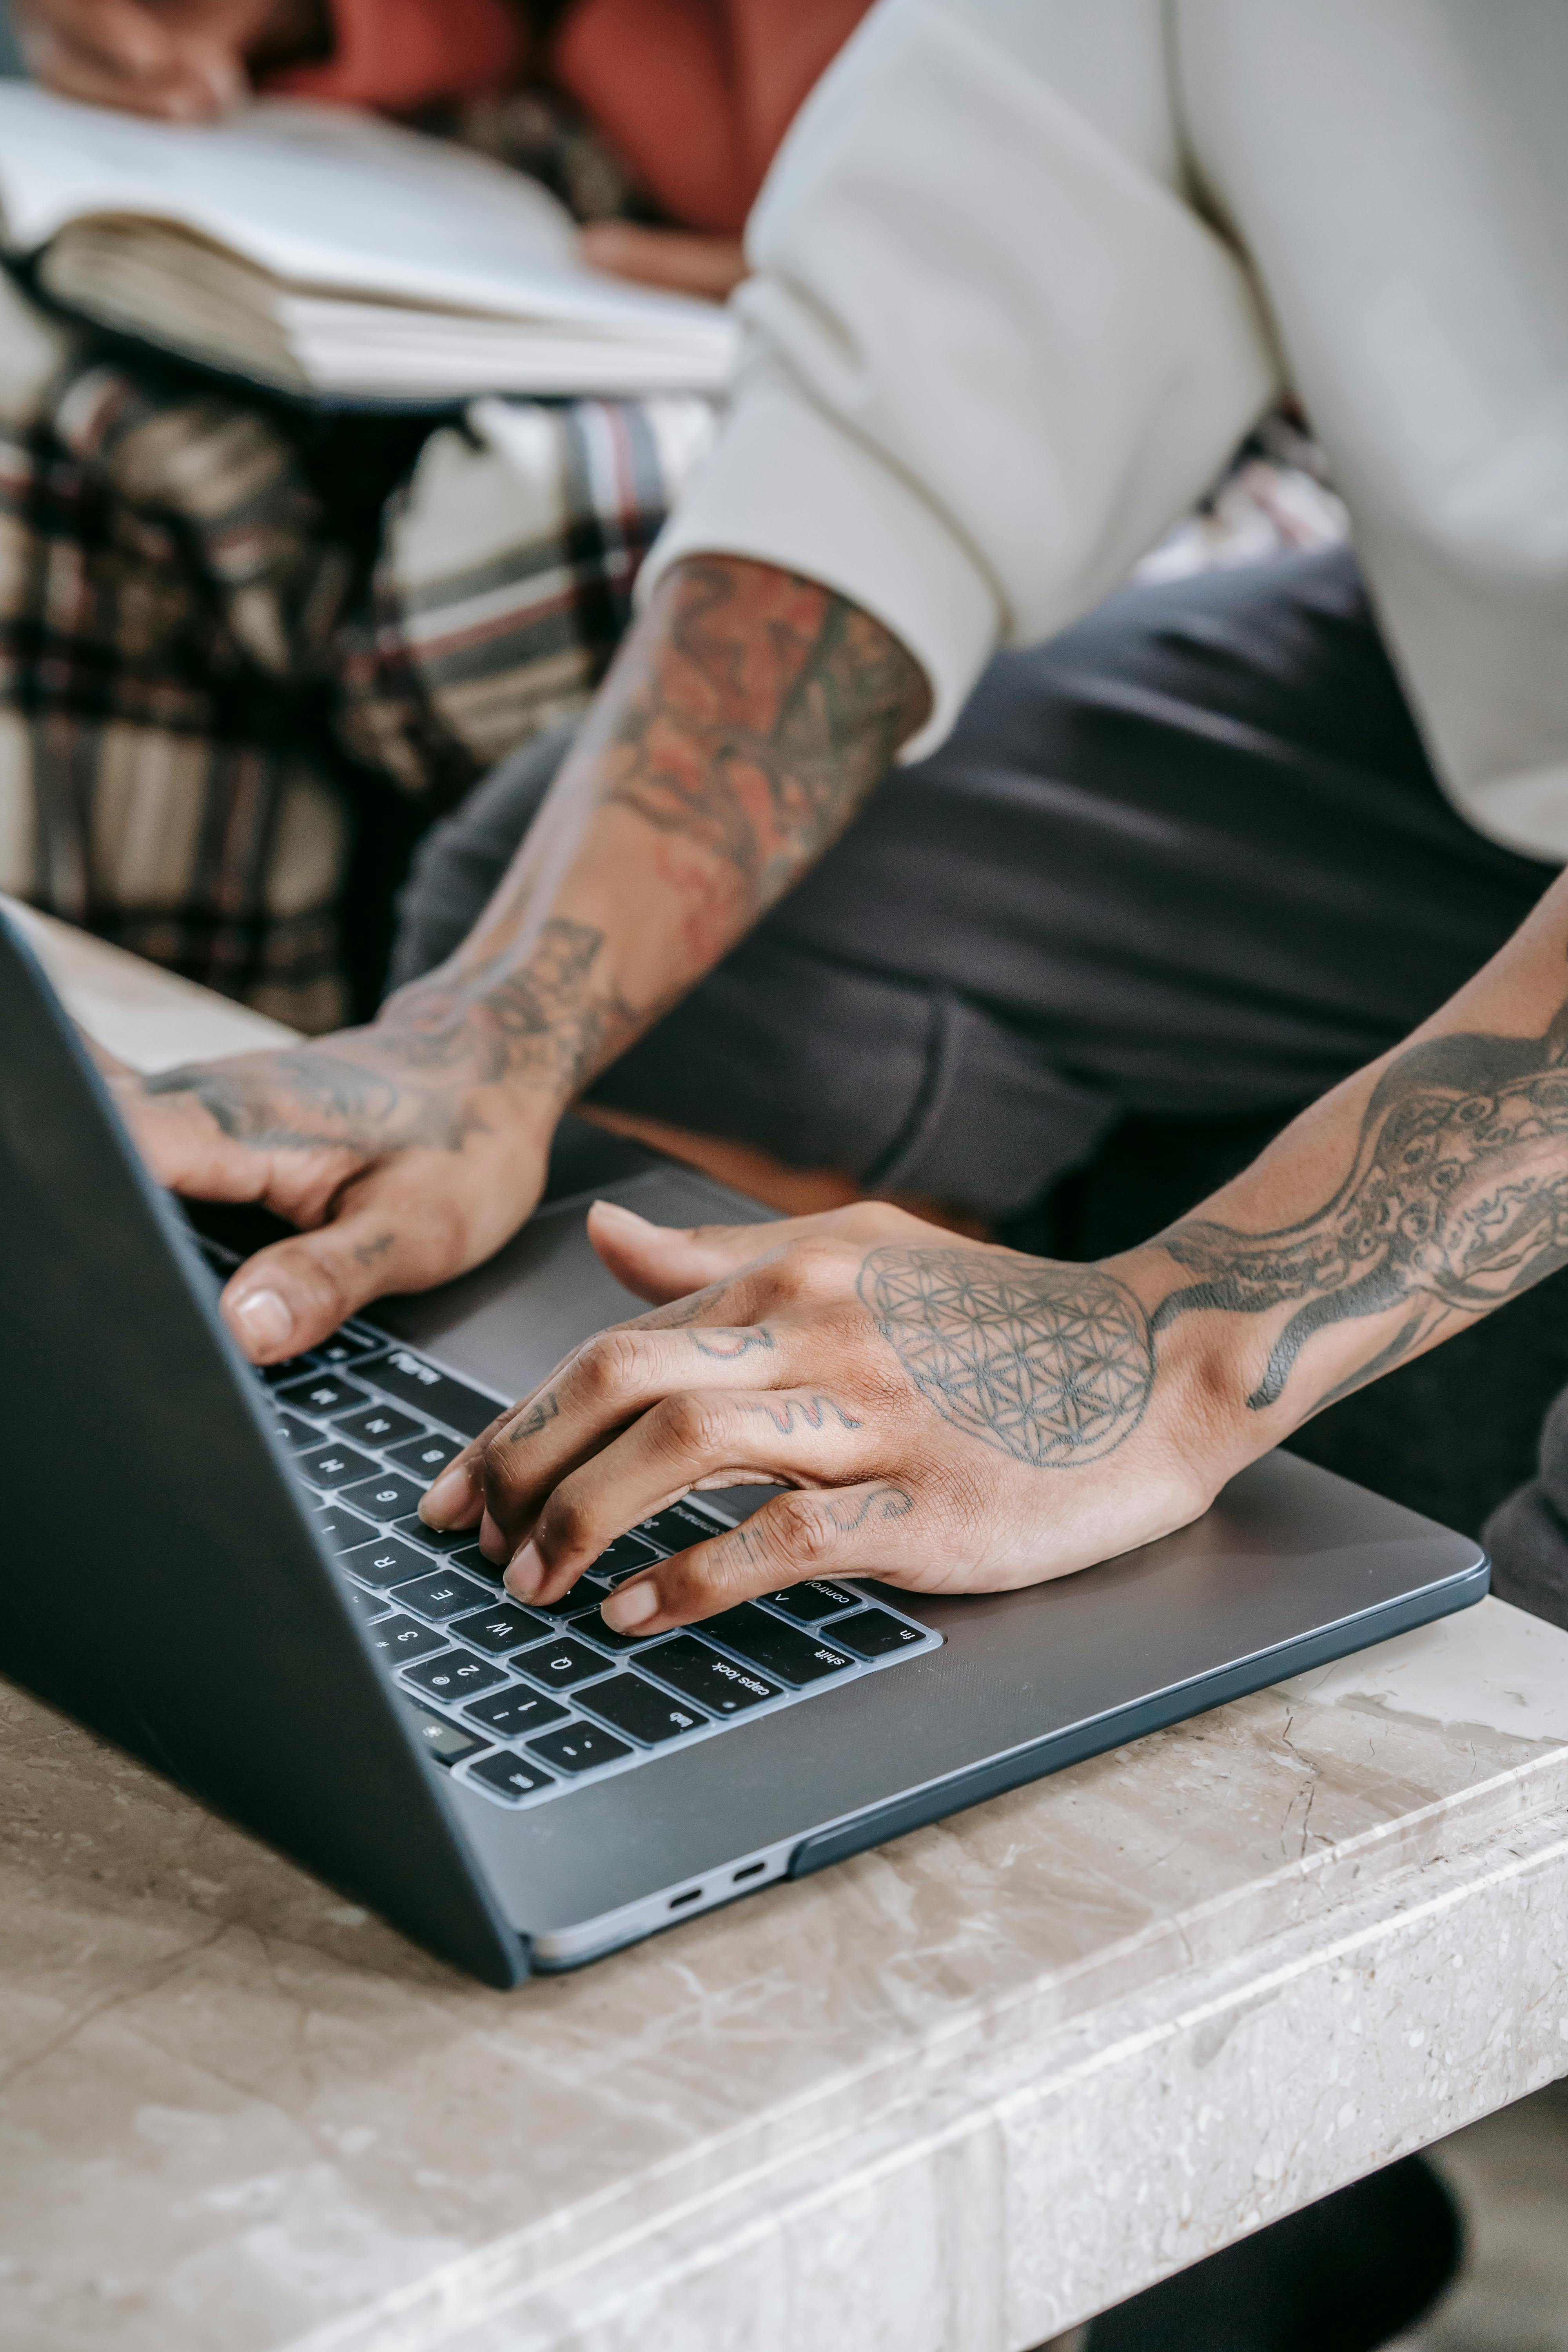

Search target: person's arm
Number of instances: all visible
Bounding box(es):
[413,870,1568,1625]
[14,0,327,118]
[116,557,927,1361]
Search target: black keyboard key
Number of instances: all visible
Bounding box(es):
[298,1441,381,1491]
[260,1352,318,1388]
[640,1636,779,1715]
[578,1675,708,1746]
[339,1534,437,1591]
[526,1721,632,1776]
[386,1431,463,1479]
[559,1601,661,1653]
[449,1541,504,1585]
[276,1370,372,1417]
[593,1532,661,1579]
[369,1613,449,1663]
[463,1685,570,1739]
[401,1648,508,1701]
[703,1602,854,1686]
[511,1634,617,1693]
[390,1568,494,1622]
[463,1750,555,1797]
[402,1700,488,1766]
[334,1403,424,1449]
[636,1501,727,1555]
[369,1348,507,1441]
[343,1586,390,1621]
[271,1408,321,1452]
[444,1546,605,1608]
[467,1750,554,1802]
[307,1501,378,1555]
[393,1515,475,1555]
[339,1470,429,1522]
[448,1601,550,1655]
[763,1580,859,1623]
[314,1328,387,1367]
[541,1569,611,1614]
[832,1606,927,1657]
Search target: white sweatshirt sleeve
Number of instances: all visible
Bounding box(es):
[640,0,1280,758]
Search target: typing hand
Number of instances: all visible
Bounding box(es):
[106,969,564,1363]
[416,1200,1255,1631]
[16,0,325,120]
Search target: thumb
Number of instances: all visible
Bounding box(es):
[587,1199,783,1304]
[220,1184,456,1361]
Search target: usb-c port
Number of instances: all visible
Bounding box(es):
[668,1887,703,1910]
[732,1861,766,1884]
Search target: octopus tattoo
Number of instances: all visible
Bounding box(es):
[1154,999,1568,1410]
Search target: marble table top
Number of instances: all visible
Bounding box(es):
[5,902,1568,2352]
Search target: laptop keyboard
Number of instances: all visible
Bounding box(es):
[198,1241,940,1810]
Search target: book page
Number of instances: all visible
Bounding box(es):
[0,87,729,339]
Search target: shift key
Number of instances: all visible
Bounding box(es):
[702,1603,853,1686]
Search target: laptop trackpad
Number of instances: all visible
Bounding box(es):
[371,1166,776,1404]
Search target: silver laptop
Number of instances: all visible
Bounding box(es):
[0,911,1488,1983]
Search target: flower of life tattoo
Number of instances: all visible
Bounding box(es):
[858,1247,1155,1467]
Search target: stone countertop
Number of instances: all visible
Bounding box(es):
[4,906,1568,2352]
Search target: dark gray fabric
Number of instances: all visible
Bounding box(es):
[1483,1390,1568,1633]
[393,547,1553,1214]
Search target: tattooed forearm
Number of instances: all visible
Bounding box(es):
[379,919,639,1097]
[1152,991,1568,1410]
[146,920,639,1154]
[601,559,929,914]
[860,1245,1155,1465]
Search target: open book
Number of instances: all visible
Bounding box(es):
[0,86,738,401]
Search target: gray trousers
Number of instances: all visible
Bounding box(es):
[390,547,1568,1630]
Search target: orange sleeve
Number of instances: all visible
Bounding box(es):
[552,0,869,235]
[265,0,531,114]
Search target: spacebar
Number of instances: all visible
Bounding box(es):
[370,1347,510,1440]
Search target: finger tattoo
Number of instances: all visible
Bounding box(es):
[504,1391,560,1444]
[736,1394,862,1435]
[826,1483,913,1530]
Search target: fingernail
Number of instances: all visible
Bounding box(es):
[419,1465,470,1525]
[590,1199,650,1225]
[602,1579,658,1632]
[504,1541,544,1599]
[230,1287,292,1354]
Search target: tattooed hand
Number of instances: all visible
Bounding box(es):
[415,1200,1250,1630]
[110,918,632,1360]
[114,555,927,1363]
[409,912,1568,1622]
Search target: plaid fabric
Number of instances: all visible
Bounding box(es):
[0,290,718,1026]
[336,391,718,793]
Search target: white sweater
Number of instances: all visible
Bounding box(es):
[645,0,1568,861]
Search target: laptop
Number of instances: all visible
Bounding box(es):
[0,912,1489,1985]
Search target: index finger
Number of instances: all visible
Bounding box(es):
[592,1481,925,1635]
